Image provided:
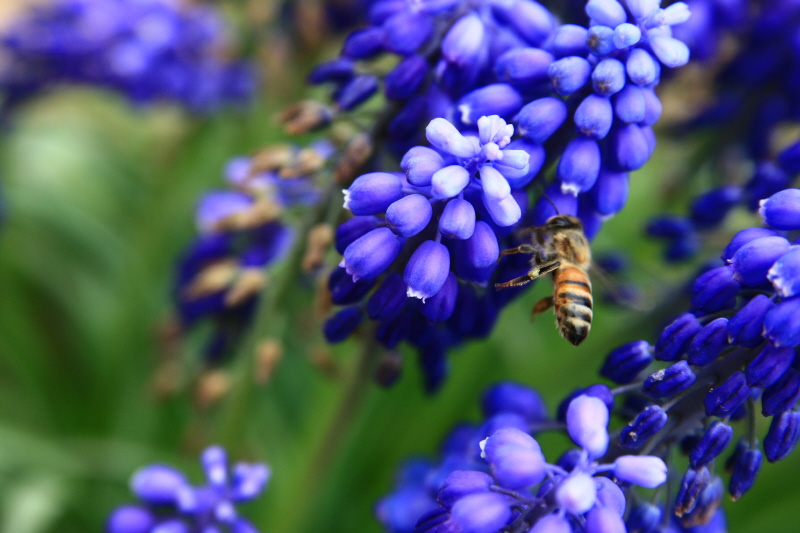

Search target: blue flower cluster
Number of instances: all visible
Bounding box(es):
[322,0,692,387]
[0,0,254,113]
[107,446,270,533]
[175,147,324,365]
[375,382,701,533]
[600,188,800,516]
[646,0,800,261]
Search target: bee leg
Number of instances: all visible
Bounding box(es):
[531,296,554,322]
[497,244,538,263]
[494,260,561,290]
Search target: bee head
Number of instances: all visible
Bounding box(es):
[545,215,583,230]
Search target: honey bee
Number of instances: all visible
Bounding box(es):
[495,214,593,346]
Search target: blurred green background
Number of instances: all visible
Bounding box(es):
[0,4,799,533]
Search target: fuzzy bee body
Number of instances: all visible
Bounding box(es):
[495,214,593,346]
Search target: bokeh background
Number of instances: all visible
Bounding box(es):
[0,1,799,532]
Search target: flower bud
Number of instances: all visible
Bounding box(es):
[768,247,800,298]
[613,456,668,488]
[691,267,740,313]
[386,194,432,237]
[722,228,778,263]
[641,88,662,125]
[426,118,478,159]
[367,274,407,320]
[592,58,626,96]
[613,84,646,124]
[705,371,750,417]
[328,267,375,305]
[481,427,546,489]
[760,189,800,230]
[592,169,629,218]
[575,94,614,139]
[449,492,511,533]
[728,294,774,347]
[620,405,667,448]
[494,47,553,86]
[764,296,800,348]
[595,477,626,517]
[686,318,729,366]
[335,75,379,110]
[567,395,609,458]
[482,382,547,423]
[549,56,592,95]
[385,55,429,100]
[558,136,601,195]
[729,447,762,500]
[650,35,690,68]
[107,506,155,533]
[432,165,471,199]
[404,148,445,187]
[586,506,626,533]
[503,0,555,45]
[457,84,523,125]
[643,361,697,398]
[601,340,653,384]
[762,368,800,416]
[655,313,701,361]
[517,97,568,142]
[422,272,458,321]
[131,466,187,504]
[483,192,522,227]
[555,473,597,514]
[675,467,710,516]
[440,198,476,239]
[614,22,641,48]
[343,173,404,216]
[586,0,627,26]
[746,343,794,388]
[626,48,659,86]
[382,11,434,55]
[730,235,791,287]
[550,24,588,57]
[335,216,378,254]
[690,421,733,469]
[308,58,354,84]
[764,411,800,462]
[405,241,451,301]
[437,471,494,509]
[341,228,401,281]
[442,13,485,67]
[529,514,571,533]
[323,306,362,343]
[342,27,384,58]
[611,123,651,171]
[626,504,661,533]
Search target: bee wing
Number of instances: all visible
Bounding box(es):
[589,261,654,312]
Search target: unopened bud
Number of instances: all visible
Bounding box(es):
[195,369,231,410]
[250,145,295,174]
[255,339,283,384]
[335,134,373,183]
[280,147,327,178]
[278,101,334,135]
[302,223,334,273]
[225,269,268,307]
[183,260,237,300]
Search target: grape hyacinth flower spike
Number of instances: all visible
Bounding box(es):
[107,446,270,533]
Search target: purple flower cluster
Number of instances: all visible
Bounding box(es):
[0,0,254,113]
[175,148,323,365]
[376,383,678,533]
[107,446,270,533]
[600,188,800,518]
[646,0,800,262]
[322,0,692,387]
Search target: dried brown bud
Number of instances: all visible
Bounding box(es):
[375,351,403,388]
[195,369,231,409]
[183,260,238,300]
[254,338,283,384]
[314,270,333,317]
[278,101,334,136]
[335,133,373,183]
[302,223,334,274]
[250,145,295,174]
[225,269,268,307]
[151,359,183,400]
[213,198,282,231]
[310,346,340,379]
[279,147,327,178]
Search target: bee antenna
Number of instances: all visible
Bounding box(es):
[535,182,561,215]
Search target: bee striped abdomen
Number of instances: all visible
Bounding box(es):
[553,266,593,346]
